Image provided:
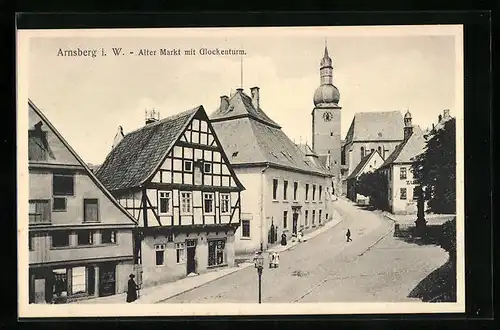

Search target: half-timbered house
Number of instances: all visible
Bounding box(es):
[27,100,137,304]
[96,106,245,288]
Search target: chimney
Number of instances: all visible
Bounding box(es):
[443,109,450,119]
[145,109,159,125]
[112,125,124,149]
[220,95,229,112]
[250,86,260,110]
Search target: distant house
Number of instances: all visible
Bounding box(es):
[378,111,427,214]
[28,100,137,304]
[210,87,334,255]
[341,111,405,195]
[96,106,245,288]
[345,150,384,204]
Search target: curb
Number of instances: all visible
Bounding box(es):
[153,263,253,304]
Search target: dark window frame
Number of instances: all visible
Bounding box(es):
[83,198,99,222]
[51,230,70,248]
[272,179,279,200]
[53,173,75,196]
[241,220,251,238]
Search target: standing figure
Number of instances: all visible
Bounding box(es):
[126,274,139,303]
[281,232,287,246]
[274,252,280,268]
[346,229,352,242]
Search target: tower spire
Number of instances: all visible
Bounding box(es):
[324,38,329,57]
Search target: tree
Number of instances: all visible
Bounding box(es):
[356,171,388,210]
[412,118,456,214]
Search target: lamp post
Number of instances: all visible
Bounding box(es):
[253,251,264,304]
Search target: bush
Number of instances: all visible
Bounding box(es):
[439,217,456,256]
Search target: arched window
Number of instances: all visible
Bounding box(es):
[377,146,382,155]
[360,147,365,159]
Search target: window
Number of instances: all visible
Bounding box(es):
[204,163,212,173]
[283,180,288,200]
[53,197,67,211]
[29,200,51,224]
[53,173,74,196]
[83,199,99,222]
[293,182,298,200]
[283,211,288,229]
[220,193,230,214]
[360,147,365,159]
[176,243,186,263]
[77,230,93,246]
[272,179,278,200]
[180,192,193,214]
[51,231,69,248]
[101,230,116,244]
[158,191,172,215]
[305,210,309,226]
[400,188,407,200]
[208,239,226,266]
[377,146,382,155]
[400,167,407,180]
[29,233,34,251]
[184,160,193,172]
[312,210,316,225]
[319,210,322,224]
[319,186,322,200]
[312,185,316,201]
[241,220,250,238]
[71,266,86,295]
[203,192,215,214]
[305,184,309,201]
[28,129,48,161]
[413,187,419,201]
[155,244,166,266]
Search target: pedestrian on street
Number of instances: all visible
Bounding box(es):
[126,274,139,303]
[281,232,287,246]
[346,229,352,242]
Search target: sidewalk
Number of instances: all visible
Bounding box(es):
[75,207,344,305]
[267,210,343,254]
[74,263,253,304]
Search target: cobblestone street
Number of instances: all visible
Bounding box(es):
[162,198,448,303]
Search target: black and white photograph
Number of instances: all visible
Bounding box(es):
[17,24,464,317]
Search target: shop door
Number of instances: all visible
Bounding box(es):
[186,240,197,275]
[99,264,116,297]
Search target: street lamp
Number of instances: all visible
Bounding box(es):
[253,251,264,304]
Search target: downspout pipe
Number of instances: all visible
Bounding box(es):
[260,163,270,252]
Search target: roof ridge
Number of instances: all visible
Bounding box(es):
[125,106,200,136]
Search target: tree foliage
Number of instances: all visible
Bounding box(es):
[412,118,456,214]
[356,171,388,210]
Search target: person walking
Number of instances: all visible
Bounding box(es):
[346,229,352,242]
[126,274,140,303]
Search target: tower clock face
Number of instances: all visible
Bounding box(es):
[323,111,332,122]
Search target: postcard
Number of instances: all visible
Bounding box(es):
[17,24,464,317]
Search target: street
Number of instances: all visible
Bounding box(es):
[162,198,448,303]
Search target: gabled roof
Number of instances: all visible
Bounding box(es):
[28,99,137,225]
[96,107,201,191]
[344,111,405,143]
[346,150,383,180]
[210,90,330,177]
[210,89,281,128]
[380,126,426,168]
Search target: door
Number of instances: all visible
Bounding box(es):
[186,240,197,274]
[292,213,298,235]
[99,264,116,297]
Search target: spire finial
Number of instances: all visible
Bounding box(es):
[324,38,329,57]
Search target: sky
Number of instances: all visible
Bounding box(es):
[26,27,460,165]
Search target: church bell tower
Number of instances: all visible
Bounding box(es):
[311,42,342,194]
